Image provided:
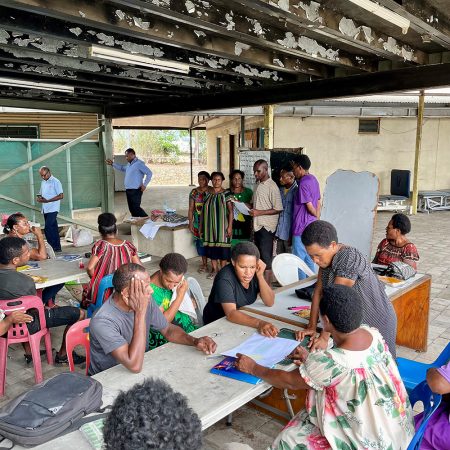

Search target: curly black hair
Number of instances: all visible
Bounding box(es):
[197,170,210,180]
[301,220,338,248]
[103,378,202,450]
[112,263,147,292]
[320,285,362,333]
[291,154,311,170]
[391,213,411,235]
[231,241,260,261]
[229,169,245,180]
[0,236,27,265]
[97,212,117,236]
[159,252,188,275]
[210,171,225,181]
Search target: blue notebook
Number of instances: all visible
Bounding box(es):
[210,356,262,384]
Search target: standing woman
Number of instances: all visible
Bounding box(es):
[188,171,212,273]
[82,213,142,308]
[228,170,253,246]
[200,171,234,279]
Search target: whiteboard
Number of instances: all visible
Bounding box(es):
[320,170,379,259]
[238,149,270,187]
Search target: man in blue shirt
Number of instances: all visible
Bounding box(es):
[37,166,63,252]
[106,148,153,217]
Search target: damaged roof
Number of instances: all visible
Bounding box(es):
[0,0,449,118]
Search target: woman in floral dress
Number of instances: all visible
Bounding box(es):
[188,171,212,273]
[235,285,414,450]
[148,253,198,350]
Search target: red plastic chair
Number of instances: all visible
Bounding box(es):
[0,296,53,396]
[65,318,90,374]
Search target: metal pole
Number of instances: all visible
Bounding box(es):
[189,128,194,186]
[66,147,73,211]
[26,141,36,222]
[240,116,245,147]
[411,90,425,214]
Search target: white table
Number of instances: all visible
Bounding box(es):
[12,313,302,449]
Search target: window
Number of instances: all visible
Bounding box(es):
[0,125,39,138]
[358,119,379,134]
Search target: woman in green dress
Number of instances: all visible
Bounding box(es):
[228,169,253,246]
[149,253,198,350]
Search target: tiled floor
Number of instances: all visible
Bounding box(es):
[2,188,449,449]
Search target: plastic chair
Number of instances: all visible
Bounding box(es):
[397,342,450,392]
[65,318,90,375]
[272,253,315,286]
[407,381,442,450]
[187,277,206,326]
[87,274,114,318]
[0,296,53,396]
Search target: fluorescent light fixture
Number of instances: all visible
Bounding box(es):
[0,77,74,93]
[90,45,190,74]
[346,0,410,34]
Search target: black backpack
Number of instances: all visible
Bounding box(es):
[0,372,104,447]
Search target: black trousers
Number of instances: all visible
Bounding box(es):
[126,189,148,217]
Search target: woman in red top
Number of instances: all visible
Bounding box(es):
[373,213,419,269]
[82,213,141,307]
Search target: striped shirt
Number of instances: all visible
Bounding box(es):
[253,178,283,233]
[373,238,419,270]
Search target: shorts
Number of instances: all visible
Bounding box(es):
[27,306,80,334]
[254,227,275,269]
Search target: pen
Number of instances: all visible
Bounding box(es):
[288,306,310,311]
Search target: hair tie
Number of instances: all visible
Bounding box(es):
[1,214,10,227]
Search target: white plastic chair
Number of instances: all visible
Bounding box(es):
[272,253,315,286]
[187,277,206,326]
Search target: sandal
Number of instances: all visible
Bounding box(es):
[197,265,207,274]
[206,272,216,280]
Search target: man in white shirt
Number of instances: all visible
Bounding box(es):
[37,166,63,253]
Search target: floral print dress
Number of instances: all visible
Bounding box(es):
[270,326,414,450]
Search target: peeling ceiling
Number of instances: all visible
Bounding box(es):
[0,0,448,117]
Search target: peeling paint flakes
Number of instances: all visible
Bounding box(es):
[298,36,338,60]
[247,18,264,36]
[31,37,64,53]
[117,40,164,58]
[194,30,206,38]
[0,29,9,44]
[167,31,174,38]
[133,17,150,30]
[401,47,414,62]
[361,26,373,44]
[115,10,125,20]
[339,17,360,39]
[96,33,115,46]
[151,0,170,6]
[383,36,400,56]
[225,13,235,31]
[185,1,195,14]
[79,10,86,18]
[270,0,290,11]
[13,37,35,47]
[277,32,297,49]
[299,1,323,23]
[200,1,210,7]
[69,27,83,37]
[273,58,284,67]
[235,41,251,56]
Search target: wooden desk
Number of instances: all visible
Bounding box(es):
[12,313,302,449]
[244,273,431,352]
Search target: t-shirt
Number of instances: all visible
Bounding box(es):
[203,264,260,324]
[0,268,36,299]
[253,178,283,233]
[292,173,321,236]
[88,295,169,375]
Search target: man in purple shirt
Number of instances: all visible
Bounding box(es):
[415,360,450,449]
[291,155,321,279]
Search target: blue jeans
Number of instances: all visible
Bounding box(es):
[292,235,315,280]
[44,211,61,252]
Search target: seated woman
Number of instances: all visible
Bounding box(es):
[414,360,450,449]
[299,220,398,358]
[373,213,419,269]
[149,253,198,349]
[236,285,414,450]
[202,242,277,337]
[83,213,141,308]
[2,212,62,305]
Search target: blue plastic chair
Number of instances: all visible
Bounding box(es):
[397,342,450,392]
[407,381,442,450]
[87,274,114,318]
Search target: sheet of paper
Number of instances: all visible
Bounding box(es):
[222,333,300,368]
[233,201,250,216]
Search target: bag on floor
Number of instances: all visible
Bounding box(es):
[0,372,104,447]
[71,226,93,247]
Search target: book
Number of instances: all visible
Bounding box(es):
[210,356,262,384]
[17,262,40,271]
[56,254,82,262]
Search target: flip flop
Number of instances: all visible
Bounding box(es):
[197,266,207,273]
[206,272,216,279]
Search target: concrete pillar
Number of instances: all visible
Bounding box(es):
[411,91,425,215]
[100,116,115,213]
[263,105,274,150]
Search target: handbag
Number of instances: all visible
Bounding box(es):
[384,261,416,280]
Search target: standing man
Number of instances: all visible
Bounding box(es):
[37,166,63,253]
[250,160,283,283]
[291,154,321,279]
[106,148,152,217]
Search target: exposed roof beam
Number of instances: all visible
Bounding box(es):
[106,62,450,118]
[1,0,325,79]
[0,97,102,112]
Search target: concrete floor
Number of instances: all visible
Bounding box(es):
[2,187,450,450]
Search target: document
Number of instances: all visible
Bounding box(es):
[222,333,300,368]
[233,201,250,216]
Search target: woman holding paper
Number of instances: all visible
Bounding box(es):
[228,170,253,246]
[149,252,198,349]
[235,285,414,450]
